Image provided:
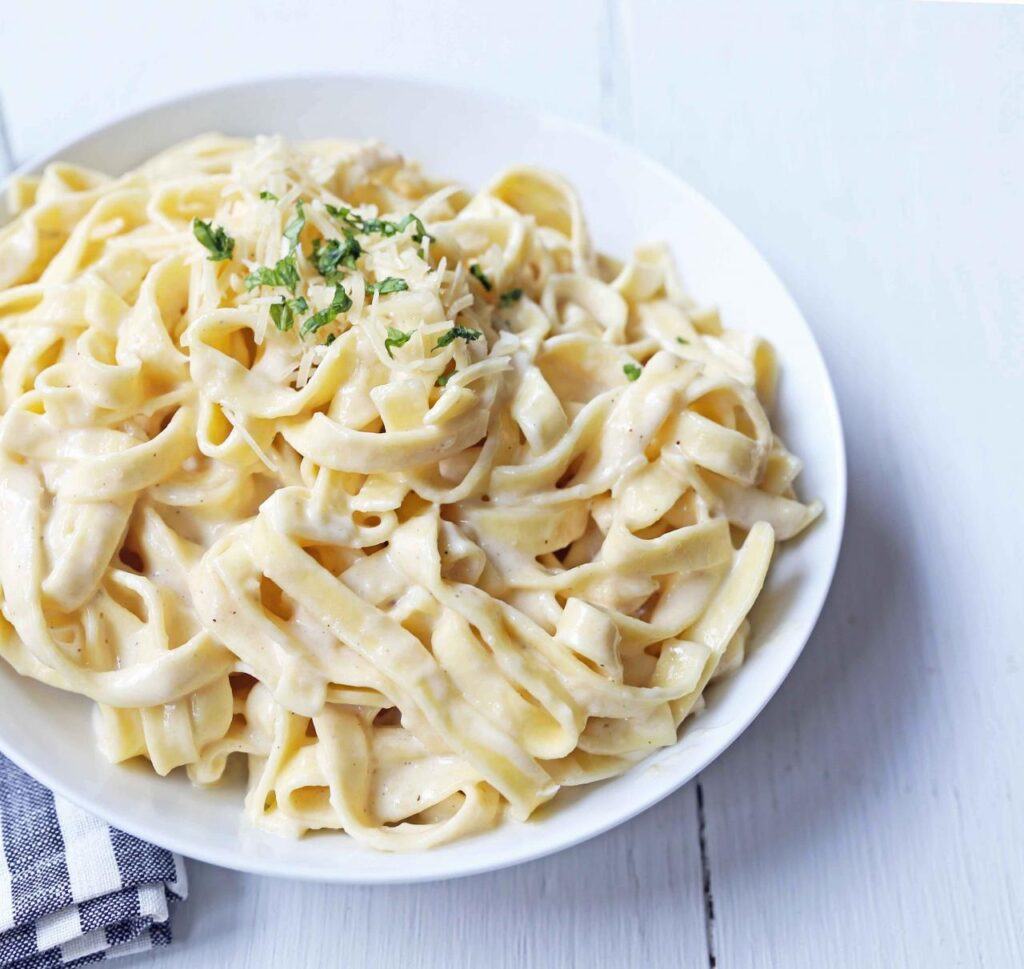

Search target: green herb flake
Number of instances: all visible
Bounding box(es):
[283,200,306,252]
[192,219,235,262]
[362,217,395,236]
[325,203,358,231]
[269,296,308,332]
[244,253,300,293]
[338,234,362,269]
[384,326,414,359]
[436,369,454,387]
[623,362,642,382]
[300,284,352,336]
[311,234,362,280]
[676,336,690,345]
[366,276,409,297]
[325,333,337,346]
[499,288,523,306]
[469,264,493,291]
[326,205,435,244]
[434,325,483,351]
[259,190,278,201]
[396,213,434,243]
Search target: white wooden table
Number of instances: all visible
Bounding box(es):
[3,2,1023,965]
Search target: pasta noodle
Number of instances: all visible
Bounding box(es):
[0,135,821,850]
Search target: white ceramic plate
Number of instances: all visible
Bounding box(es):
[0,76,846,883]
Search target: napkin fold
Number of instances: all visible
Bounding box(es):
[0,756,186,967]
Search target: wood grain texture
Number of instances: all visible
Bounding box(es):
[2,1,1023,966]
[138,790,706,969]
[0,0,608,161]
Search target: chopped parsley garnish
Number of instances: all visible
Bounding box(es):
[311,234,362,280]
[469,264,493,291]
[300,284,352,336]
[366,276,409,296]
[337,234,363,269]
[244,253,300,293]
[246,203,305,289]
[398,213,434,244]
[436,369,454,387]
[361,217,400,236]
[283,201,306,251]
[269,296,308,332]
[676,336,690,345]
[325,204,358,230]
[325,333,337,346]
[325,205,434,242]
[384,326,413,358]
[435,325,483,351]
[259,190,278,201]
[192,219,235,261]
[623,362,642,381]
[499,288,523,306]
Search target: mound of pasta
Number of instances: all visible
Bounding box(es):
[0,135,820,850]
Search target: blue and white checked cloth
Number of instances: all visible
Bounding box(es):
[0,756,186,967]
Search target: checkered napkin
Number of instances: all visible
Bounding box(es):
[0,756,187,967]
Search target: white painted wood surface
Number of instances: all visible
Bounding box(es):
[2,2,1022,966]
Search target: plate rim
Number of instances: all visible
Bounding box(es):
[0,72,847,883]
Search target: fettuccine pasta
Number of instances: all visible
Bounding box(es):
[0,135,820,850]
